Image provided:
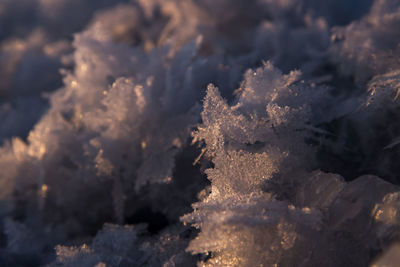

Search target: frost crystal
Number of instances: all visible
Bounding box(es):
[1,0,400,266]
[182,62,400,266]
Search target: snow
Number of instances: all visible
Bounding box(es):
[0,0,400,266]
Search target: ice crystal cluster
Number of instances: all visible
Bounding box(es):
[1,0,400,266]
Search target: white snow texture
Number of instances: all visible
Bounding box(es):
[1,0,400,266]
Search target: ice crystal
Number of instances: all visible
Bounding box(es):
[0,0,400,266]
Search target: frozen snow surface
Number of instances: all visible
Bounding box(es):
[1,0,400,266]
